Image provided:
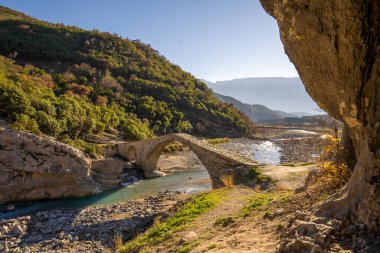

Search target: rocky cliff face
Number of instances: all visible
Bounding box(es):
[0,120,126,203]
[260,0,380,230]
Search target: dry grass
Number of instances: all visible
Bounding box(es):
[206,137,230,145]
[113,232,123,251]
[220,174,234,187]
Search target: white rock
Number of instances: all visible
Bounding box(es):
[275,208,284,215]
[182,231,198,242]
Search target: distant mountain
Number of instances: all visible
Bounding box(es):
[215,93,285,123]
[206,77,321,114]
[289,112,314,117]
[273,110,298,118]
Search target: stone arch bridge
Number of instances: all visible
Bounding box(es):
[117,133,257,188]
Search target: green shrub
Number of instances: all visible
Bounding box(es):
[0,78,30,120]
[121,116,153,141]
[12,114,41,134]
[214,217,235,227]
[36,110,61,137]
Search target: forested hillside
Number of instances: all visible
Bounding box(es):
[0,6,255,147]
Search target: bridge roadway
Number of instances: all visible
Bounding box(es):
[117,133,258,188]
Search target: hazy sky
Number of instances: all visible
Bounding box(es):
[1,0,298,81]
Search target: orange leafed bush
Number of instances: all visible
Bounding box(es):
[306,130,351,193]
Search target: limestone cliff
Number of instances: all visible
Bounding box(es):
[260,0,380,230]
[0,120,126,203]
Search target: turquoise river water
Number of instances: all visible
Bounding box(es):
[1,167,211,219]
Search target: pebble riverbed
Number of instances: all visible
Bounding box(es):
[0,191,184,253]
[220,129,328,165]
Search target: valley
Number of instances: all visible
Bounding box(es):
[0,125,331,252]
[0,1,379,253]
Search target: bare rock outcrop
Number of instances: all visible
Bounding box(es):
[91,159,133,190]
[0,121,101,203]
[260,0,380,230]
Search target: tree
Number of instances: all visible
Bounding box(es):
[121,115,153,141]
[0,78,30,120]
[12,114,41,134]
[36,110,61,137]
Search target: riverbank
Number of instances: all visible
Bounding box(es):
[157,127,329,171]
[158,149,204,173]
[220,129,328,165]
[118,168,379,253]
[0,126,332,252]
[0,191,189,253]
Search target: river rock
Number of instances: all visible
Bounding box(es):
[181,231,198,242]
[11,225,24,236]
[6,204,15,211]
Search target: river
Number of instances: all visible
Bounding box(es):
[0,167,211,219]
[1,129,322,219]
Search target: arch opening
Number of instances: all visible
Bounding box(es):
[157,141,204,172]
[145,140,212,191]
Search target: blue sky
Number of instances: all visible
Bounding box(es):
[1,0,298,81]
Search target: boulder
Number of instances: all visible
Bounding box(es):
[0,122,100,203]
[91,159,125,175]
[6,204,15,211]
[294,221,319,236]
[180,231,198,243]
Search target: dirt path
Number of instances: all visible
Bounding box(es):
[191,190,279,253]
[148,187,279,253]
[187,165,311,252]
[125,165,312,253]
[259,165,312,190]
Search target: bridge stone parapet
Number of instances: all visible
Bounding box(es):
[117,134,257,188]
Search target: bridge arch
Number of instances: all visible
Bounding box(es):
[143,134,255,188]
[117,134,257,188]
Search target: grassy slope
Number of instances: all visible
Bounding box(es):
[118,163,337,253]
[118,187,295,253]
[120,189,228,252]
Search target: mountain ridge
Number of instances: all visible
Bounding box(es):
[215,93,293,123]
[205,77,321,114]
